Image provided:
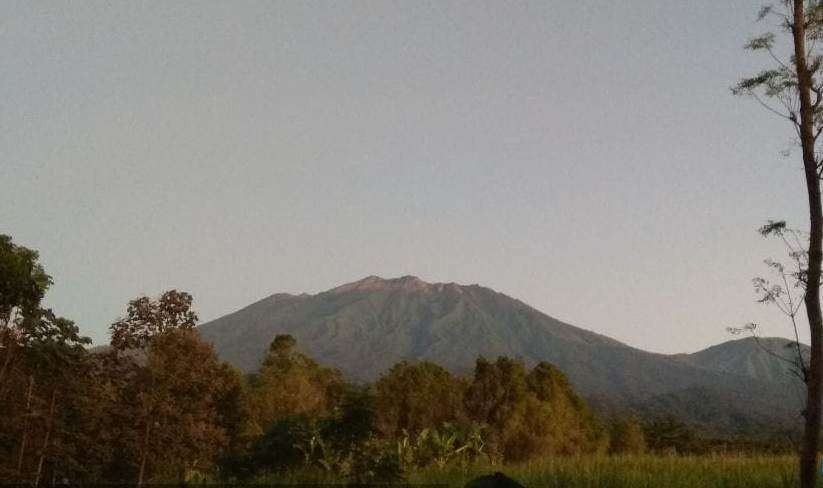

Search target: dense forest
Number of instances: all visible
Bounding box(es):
[0,234,794,485]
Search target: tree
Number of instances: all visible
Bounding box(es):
[62,350,143,483]
[108,290,242,485]
[135,328,240,482]
[729,223,811,387]
[374,361,467,437]
[608,416,647,455]
[249,334,344,431]
[464,357,606,462]
[0,234,55,389]
[0,310,90,484]
[109,290,198,351]
[0,235,90,483]
[734,3,823,485]
[250,413,318,473]
[320,386,378,451]
[643,416,703,455]
[0,234,51,329]
[18,310,89,485]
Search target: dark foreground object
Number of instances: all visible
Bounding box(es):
[465,472,526,488]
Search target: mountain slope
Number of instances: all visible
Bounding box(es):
[677,336,809,383]
[198,275,803,434]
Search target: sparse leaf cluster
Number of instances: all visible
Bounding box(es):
[734,2,823,176]
[732,222,812,383]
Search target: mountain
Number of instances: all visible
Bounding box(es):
[198,275,804,435]
[677,336,809,383]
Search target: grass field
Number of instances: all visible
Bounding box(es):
[259,455,809,487]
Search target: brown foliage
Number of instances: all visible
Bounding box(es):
[109,290,198,351]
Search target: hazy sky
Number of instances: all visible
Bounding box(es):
[0,1,810,353]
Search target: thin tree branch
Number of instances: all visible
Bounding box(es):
[753,92,801,123]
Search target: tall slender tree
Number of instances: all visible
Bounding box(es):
[735,2,823,486]
[109,290,199,486]
[108,291,244,484]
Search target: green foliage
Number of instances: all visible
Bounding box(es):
[374,360,468,437]
[733,1,823,135]
[643,416,704,455]
[246,392,403,484]
[465,357,608,462]
[1,236,801,484]
[250,334,344,430]
[465,357,530,434]
[608,416,647,455]
[745,32,776,51]
[0,235,92,484]
[733,67,796,97]
[199,276,804,435]
[0,234,52,325]
[252,414,318,472]
[396,423,488,469]
[268,334,297,356]
[346,440,404,485]
[320,386,377,450]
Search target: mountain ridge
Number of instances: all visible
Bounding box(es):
[198,275,805,434]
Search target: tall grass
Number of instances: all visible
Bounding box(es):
[408,455,801,487]
[257,455,807,487]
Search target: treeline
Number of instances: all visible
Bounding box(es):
[0,234,793,485]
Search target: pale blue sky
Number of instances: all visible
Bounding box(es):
[0,1,808,353]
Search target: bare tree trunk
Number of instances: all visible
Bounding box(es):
[34,390,57,487]
[17,375,35,473]
[0,345,14,400]
[0,314,19,397]
[0,342,13,388]
[137,420,151,487]
[792,2,823,487]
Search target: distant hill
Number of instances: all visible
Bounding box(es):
[198,275,805,435]
[676,336,809,383]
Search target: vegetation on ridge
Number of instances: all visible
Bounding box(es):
[0,235,808,485]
